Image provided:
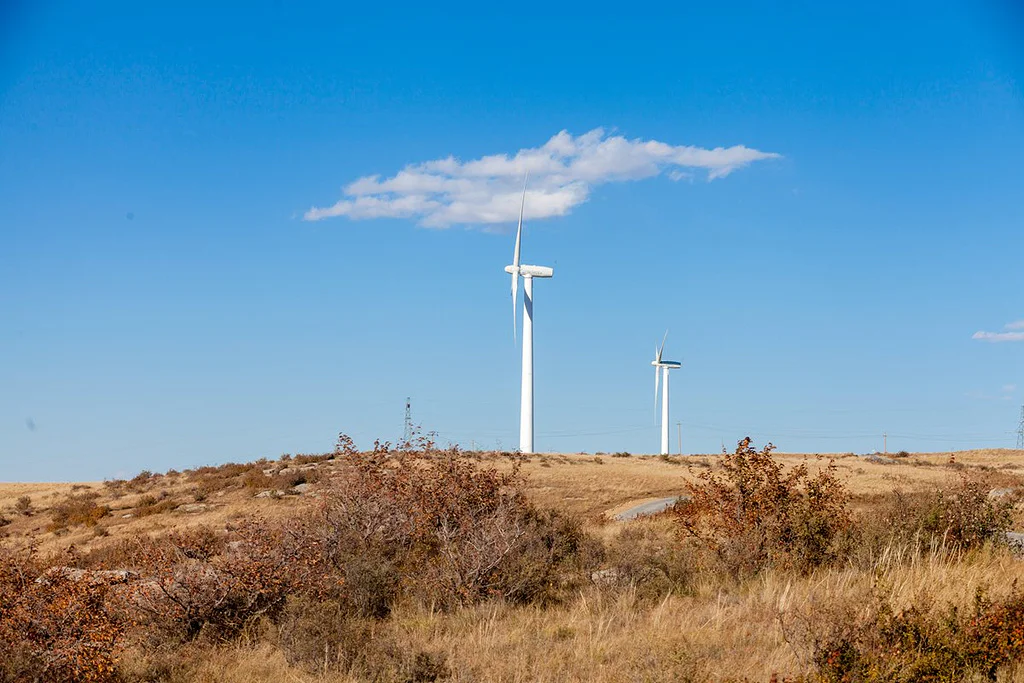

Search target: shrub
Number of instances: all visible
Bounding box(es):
[133,493,177,518]
[855,473,1016,563]
[799,587,1024,682]
[0,547,126,682]
[314,436,594,613]
[675,437,852,576]
[116,520,319,645]
[603,519,693,600]
[48,493,110,532]
[15,496,32,515]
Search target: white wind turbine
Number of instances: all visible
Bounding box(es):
[505,175,553,454]
[652,332,682,455]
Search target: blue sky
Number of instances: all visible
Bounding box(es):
[2,1,1023,480]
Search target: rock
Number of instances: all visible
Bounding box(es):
[178,503,210,513]
[590,568,621,586]
[37,567,138,586]
[121,513,134,518]
[292,483,311,494]
[989,488,1019,500]
[254,489,286,499]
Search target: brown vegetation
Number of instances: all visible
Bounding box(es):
[1,438,1024,681]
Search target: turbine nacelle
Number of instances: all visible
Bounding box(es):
[507,264,553,278]
[652,360,681,369]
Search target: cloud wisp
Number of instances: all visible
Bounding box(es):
[973,320,1024,342]
[304,128,781,228]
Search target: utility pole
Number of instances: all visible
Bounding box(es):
[676,422,682,455]
[883,432,887,455]
[1016,406,1024,449]
[403,397,412,442]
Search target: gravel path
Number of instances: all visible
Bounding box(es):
[612,496,684,521]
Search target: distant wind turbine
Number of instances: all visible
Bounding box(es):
[504,176,553,454]
[652,332,682,455]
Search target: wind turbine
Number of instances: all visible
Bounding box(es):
[504,176,553,454]
[652,332,682,455]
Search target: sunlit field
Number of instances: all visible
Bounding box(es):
[3,441,1024,681]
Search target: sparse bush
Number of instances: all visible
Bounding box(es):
[314,436,595,613]
[15,496,32,515]
[129,471,154,490]
[604,520,693,600]
[242,468,273,490]
[48,493,110,532]
[855,473,1016,563]
[794,587,1024,682]
[117,520,319,645]
[675,437,852,576]
[0,547,126,682]
[134,493,177,518]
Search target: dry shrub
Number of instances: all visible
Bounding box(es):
[855,473,1017,564]
[315,436,595,614]
[134,492,177,518]
[604,518,693,600]
[15,495,32,515]
[98,521,318,646]
[675,437,852,577]
[271,467,321,490]
[292,453,335,465]
[242,468,273,490]
[797,587,1024,682]
[0,547,126,682]
[48,492,110,532]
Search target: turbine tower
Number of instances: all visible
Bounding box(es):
[505,176,553,454]
[652,333,682,455]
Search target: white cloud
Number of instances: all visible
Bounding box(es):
[304,128,780,227]
[973,319,1024,342]
[966,383,1017,401]
[973,331,1024,342]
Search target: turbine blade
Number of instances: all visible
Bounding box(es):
[512,173,527,268]
[658,330,668,362]
[654,365,660,418]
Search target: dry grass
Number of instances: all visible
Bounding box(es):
[1,448,1021,556]
[4,447,1024,682]
[110,544,1024,682]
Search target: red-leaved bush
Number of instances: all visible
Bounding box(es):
[0,547,126,682]
[316,435,594,613]
[676,437,852,576]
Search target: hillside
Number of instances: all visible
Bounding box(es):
[3,447,1022,555]
[3,443,1024,682]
